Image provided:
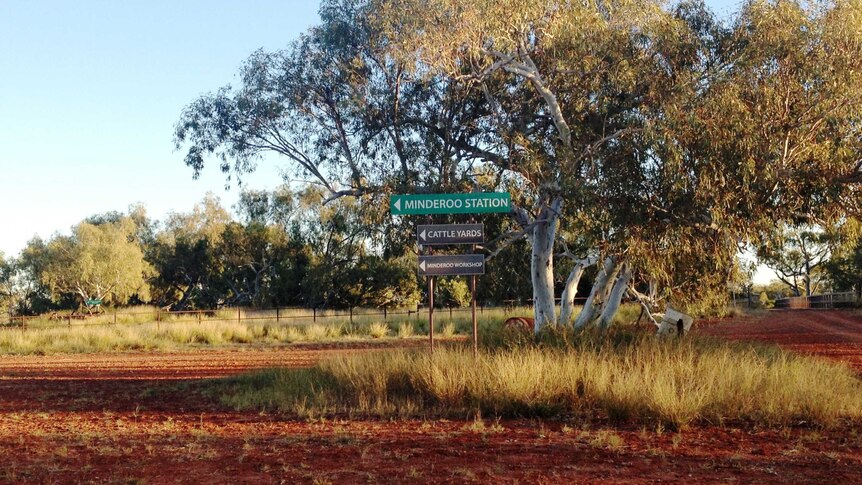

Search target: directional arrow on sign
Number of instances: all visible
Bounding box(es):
[419,260,426,272]
[393,197,401,212]
[419,229,427,241]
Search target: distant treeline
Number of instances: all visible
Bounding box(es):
[0,187,552,316]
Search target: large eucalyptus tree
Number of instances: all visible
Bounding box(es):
[177,0,862,331]
[374,0,862,330]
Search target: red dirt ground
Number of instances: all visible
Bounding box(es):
[696,309,862,372]
[0,314,861,484]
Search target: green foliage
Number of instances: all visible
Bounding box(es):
[374,0,862,322]
[217,222,287,307]
[759,291,773,309]
[757,225,831,297]
[479,235,532,305]
[12,237,58,315]
[435,277,470,308]
[40,216,152,306]
[148,234,221,310]
[148,192,311,310]
[828,247,862,300]
[826,218,862,301]
[295,189,421,309]
[0,253,13,317]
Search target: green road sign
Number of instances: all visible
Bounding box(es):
[390,192,511,215]
[86,299,102,306]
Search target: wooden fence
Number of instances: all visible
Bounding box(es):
[774,291,859,309]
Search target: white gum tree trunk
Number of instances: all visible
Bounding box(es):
[531,197,562,333]
[574,257,619,329]
[559,255,598,325]
[597,263,632,330]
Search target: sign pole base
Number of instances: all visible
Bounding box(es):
[472,274,478,358]
[429,276,435,353]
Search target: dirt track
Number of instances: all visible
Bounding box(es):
[0,314,861,483]
[697,309,862,372]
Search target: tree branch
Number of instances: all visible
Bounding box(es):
[626,287,661,328]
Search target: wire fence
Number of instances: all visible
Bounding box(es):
[0,303,523,332]
[0,295,596,333]
[774,291,859,309]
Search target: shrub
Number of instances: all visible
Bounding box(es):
[397,323,414,339]
[368,322,389,339]
[303,324,328,341]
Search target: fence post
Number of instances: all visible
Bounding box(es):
[238,307,241,324]
[350,307,354,326]
[313,307,317,323]
[276,307,280,323]
[449,306,453,320]
[384,307,388,321]
[157,310,161,330]
[113,310,117,325]
[68,314,72,328]
[198,310,202,324]
[21,316,25,333]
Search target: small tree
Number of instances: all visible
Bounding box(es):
[41,217,152,307]
[826,219,862,302]
[0,253,14,318]
[758,291,772,309]
[148,194,232,310]
[435,277,471,308]
[757,225,831,296]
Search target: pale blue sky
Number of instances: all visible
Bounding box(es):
[0,0,761,278]
[0,0,319,256]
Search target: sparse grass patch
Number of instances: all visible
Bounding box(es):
[397,323,414,339]
[303,324,329,341]
[588,430,625,450]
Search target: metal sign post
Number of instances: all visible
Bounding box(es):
[425,215,434,353]
[472,274,478,357]
[471,224,478,358]
[428,275,435,353]
[391,193,500,355]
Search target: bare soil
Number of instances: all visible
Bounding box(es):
[697,309,862,372]
[0,313,861,484]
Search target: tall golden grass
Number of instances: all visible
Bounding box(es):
[0,303,720,357]
[218,331,862,428]
[0,320,418,355]
[0,304,550,354]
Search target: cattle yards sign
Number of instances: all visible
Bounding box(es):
[417,223,484,245]
[418,254,485,276]
[390,192,511,215]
